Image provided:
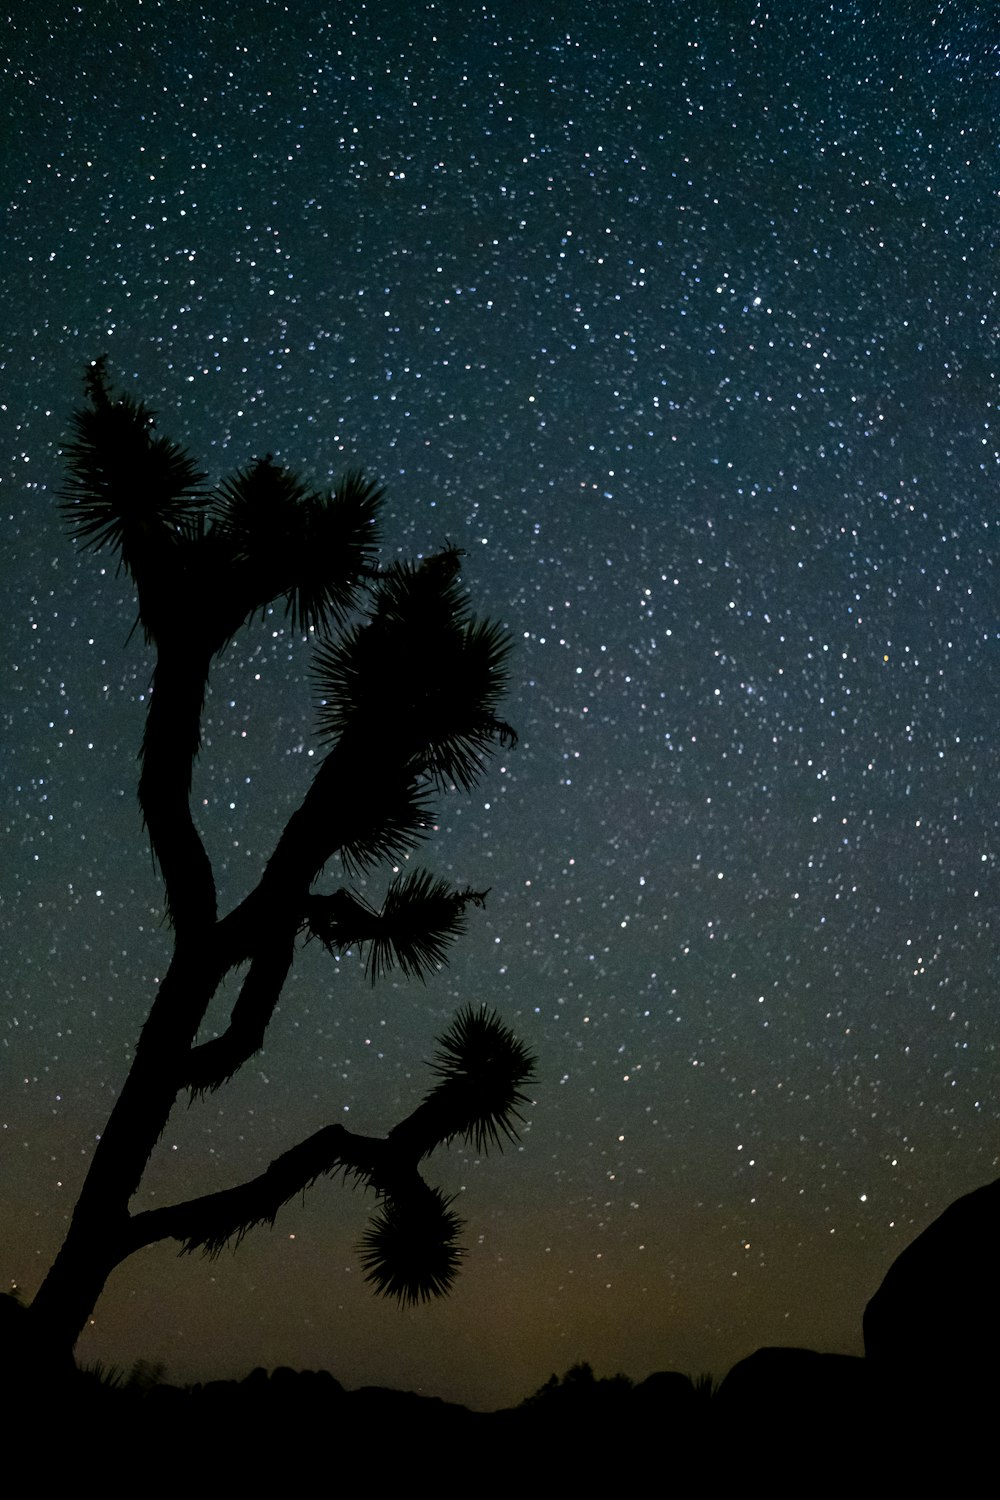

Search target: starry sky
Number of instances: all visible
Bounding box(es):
[2,1,998,1411]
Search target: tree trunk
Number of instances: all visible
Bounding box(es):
[27,1216,130,1369]
[26,963,204,1362]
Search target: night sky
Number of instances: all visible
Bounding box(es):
[3,2,999,1411]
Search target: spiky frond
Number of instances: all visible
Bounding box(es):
[312,555,515,789]
[214,459,381,633]
[424,1005,536,1152]
[59,362,207,567]
[388,1006,536,1160]
[303,870,488,983]
[367,871,486,981]
[289,468,382,631]
[338,778,437,877]
[358,1182,465,1305]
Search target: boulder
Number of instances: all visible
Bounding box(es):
[716,1345,867,1424]
[863,1176,1000,1390]
[712,1347,871,1480]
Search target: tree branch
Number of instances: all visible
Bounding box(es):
[139,643,217,933]
[184,935,295,1093]
[126,1123,386,1256]
[213,738,433,975]
[129,1011,534,1261]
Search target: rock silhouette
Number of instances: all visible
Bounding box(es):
[714,1344,871,1473]
[864,1176,1000,1403]
[717,1345,868,1416]
[864,1180,1000,1476]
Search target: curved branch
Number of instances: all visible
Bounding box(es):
[213,738,433,974]
[127,1123,385,1256]
[139,644,216,932]
[126,1101,444,1259]
[184,935,295,1093]
[185,745,438,1089]
[128,1011,533,1260]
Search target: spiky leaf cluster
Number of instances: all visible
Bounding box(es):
[313,555,515,790]
[396,1005,536,1156]
[358,1184,465,1305]
[60,359,207,568]
[59,365,381,652]
[304,870,488,983]
[215,460,381,635]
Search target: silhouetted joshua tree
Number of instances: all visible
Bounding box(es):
[25,360,535,1366]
